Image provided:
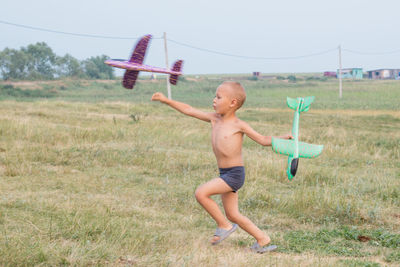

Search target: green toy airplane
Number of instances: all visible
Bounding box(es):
[271,96,323,180]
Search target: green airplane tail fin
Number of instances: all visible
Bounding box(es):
[286,97,298,110]
[287,96,315,112]
[271,138,323,158]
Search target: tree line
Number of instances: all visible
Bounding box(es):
[0,42,115,80]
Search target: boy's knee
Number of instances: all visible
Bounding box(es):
[194,188,205,202]
[226,212,242,223]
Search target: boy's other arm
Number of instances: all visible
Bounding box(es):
[151,92,214,122]
[240,121,292,146]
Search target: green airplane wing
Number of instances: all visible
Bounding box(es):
[286,97,299,110]
[301,96,315,112]
[271,137,323,158]
[287,96,315,112]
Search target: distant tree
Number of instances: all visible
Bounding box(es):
[0,48,30,80]
[55,54,84,78]
[83,55,114,79]
[0,43,113,80]
[22,42,57,79]
[287,75,297,82]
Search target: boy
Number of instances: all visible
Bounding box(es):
[151,81,292,253]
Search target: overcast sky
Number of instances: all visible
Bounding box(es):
[1,0,400,74]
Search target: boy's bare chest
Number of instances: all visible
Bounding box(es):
[211,121,242,146]
[212,124,235,138]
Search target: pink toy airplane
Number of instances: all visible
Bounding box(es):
[104,34,184,89]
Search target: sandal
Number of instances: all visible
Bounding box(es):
[250,242,278,253]
[211,224,238,245]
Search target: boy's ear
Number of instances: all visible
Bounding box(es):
[230,98,238,108]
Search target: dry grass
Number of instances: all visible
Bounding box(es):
[0,78,400,266]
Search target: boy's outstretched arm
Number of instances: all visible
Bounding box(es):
[151,92,214,122]
[240,121,292,146]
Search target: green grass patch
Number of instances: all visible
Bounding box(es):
[338,259,381,267]
[385,250,400,263]
[0,84,58,99]
[2,78,400,110]
[280,226,399,258]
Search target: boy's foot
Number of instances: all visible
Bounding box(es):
[258,236,271,247]
[211,224,238,245]
[250,242,278,253]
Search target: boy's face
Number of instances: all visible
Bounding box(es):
[213,85,235,114]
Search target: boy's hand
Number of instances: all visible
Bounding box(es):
[151,92,168,103]
[284,133,293,140]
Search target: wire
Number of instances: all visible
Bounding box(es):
[342,48,400,55]
[2,19,400,60]
[0,19,336,60]
[0,20,162,40]
[167,38,337,60]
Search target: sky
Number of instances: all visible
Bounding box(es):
[1,0,400,74]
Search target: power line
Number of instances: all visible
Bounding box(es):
[2,19,400,60]
[0,19,337,60]
[342,48,400,55]
[167,38,337,60]
[0,20,162,40]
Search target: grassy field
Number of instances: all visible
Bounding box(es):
[0,76,399,266]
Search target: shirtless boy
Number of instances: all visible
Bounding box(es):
[151,81,292,253]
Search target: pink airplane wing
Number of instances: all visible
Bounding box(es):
[123,34,152,89]
[129,34,151,64]
[122,70,139,89]
[169,60,183,85]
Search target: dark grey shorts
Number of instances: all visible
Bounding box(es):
[219,166,245,192]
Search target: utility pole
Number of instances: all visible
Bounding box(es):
[163,32,172,99]
[338,45,342,98]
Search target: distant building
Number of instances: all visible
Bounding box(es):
[337,68,363,79]
[324,71,337,78]
[367,69,400,79]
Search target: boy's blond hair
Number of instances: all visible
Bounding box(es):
[223,81,246,109]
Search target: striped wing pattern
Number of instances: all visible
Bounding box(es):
[129,35,151,64]
[122,70,139,89]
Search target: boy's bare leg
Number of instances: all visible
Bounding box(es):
[221,191,271,246]
[195,178,235,243]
